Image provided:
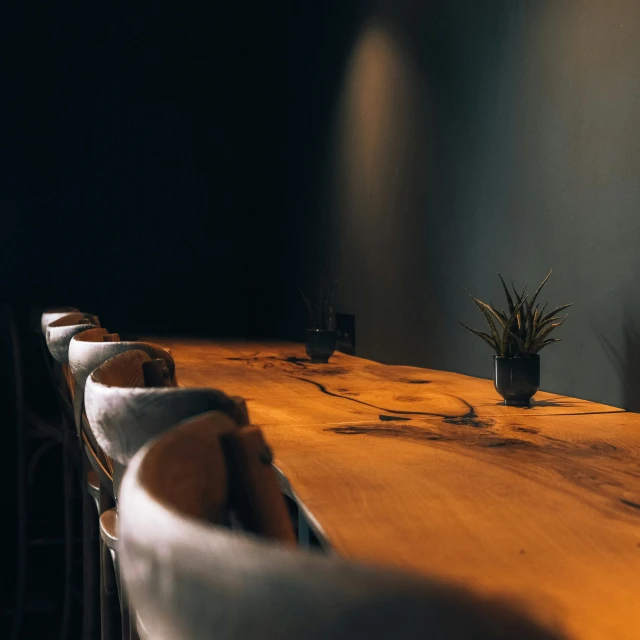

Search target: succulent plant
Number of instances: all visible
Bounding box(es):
[459,270,571,358]
[300,276,338,331]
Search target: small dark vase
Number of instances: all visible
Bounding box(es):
[494,355,540,406]
[305,329,336,363]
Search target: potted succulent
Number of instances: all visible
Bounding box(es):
[459,270,571,406]
[300,277,338,363]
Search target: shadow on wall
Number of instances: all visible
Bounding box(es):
[592,315,640,413]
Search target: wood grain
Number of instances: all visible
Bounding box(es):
[119,411,563,640]
[151,338,640,640]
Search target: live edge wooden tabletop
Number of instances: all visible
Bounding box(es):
[147,338,640,640]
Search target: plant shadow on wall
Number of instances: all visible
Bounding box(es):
[592,314,640,412]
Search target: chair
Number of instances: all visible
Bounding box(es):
[40,307,80,335]
[84,349,248,497]
[67,329,178,640]
[40,310,101,639]
[68,328,176,503]
[118,412,564,640]
[83,349,250,639]
[34,307,86,440]
[69,328,177,445]
[44,312,100,427]
[45,312,100,373]
[6,306,97,639]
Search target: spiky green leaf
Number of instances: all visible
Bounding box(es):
[498,273,515,316]
[538,301,549,319]
[539,303,573,326]
[508,329,527,354]
[530,269,552,308]
[470,295,502,352]
[500,298,526,357]
[458,322,500,353]
[299,287,315,321]
[511,283,527,332]
[488,300,507,327]
[532,338,562,354]
[523,295,534,344]
[537,314,569,332]
[529,306,542,350]
[530,320,566,352]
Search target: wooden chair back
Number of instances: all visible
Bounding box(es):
[38,307,82,390]
[119,416,564,640]
[43,312,101,415]
[45,312,101,364]
[84,350,249,496]
[68,328,176,431]
[40,307,79,335]
[68,329,176,491]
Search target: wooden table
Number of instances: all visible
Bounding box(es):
[152,338,640,640]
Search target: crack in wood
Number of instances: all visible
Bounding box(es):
[326,424,528,449]
[288,374,477,421]
[483,439,528,448]
[513,426,539,434]
[620,498,640,510]
[443,416,494,429]
[327,424,444,441]
[225,352,260,361]
[228,354,625,422]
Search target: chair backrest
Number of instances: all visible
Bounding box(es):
[119,416,564,640]
[84,350,249,495]
[43,312,101,416]
[40,307,79,335]
[68,328,176,432]
[67,329,176,491]
[45,312,101,364]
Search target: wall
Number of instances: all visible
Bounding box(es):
[296,0,640,409]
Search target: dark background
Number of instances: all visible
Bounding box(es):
[1,1,302,339]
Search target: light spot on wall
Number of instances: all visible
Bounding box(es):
[329,20,432,359]
[334,23,421,235]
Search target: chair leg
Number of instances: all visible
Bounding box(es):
[59,431,75,640]
[100,538,122,640]
[112,551,131,640]
[81,466,100,640]
[99,485,121,640]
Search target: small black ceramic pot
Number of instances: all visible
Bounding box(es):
[494,355,540,406]
[305,330,336,363]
